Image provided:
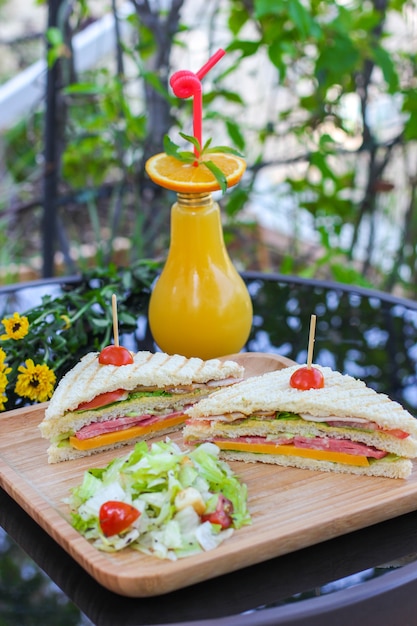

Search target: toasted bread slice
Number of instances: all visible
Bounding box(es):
[184,364,417,479]
[39,350,244,463]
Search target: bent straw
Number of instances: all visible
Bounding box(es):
[170,70,203,152]
[196,48,225,80]
[170,49,225,158]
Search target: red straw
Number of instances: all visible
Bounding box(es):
[196,48,225,80]
[170,49,225,158]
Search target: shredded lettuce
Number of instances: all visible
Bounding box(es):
[52,430,75,445]
[274,411,302,420]
[65,438,251,560]
[129,390,173,399]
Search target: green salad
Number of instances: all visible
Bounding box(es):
[65,439,251,560]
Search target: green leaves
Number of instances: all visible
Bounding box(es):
[225,120,245,152]
[226,40,261,59]
[402,89,417,140]
[46,27,69,68]
[6,0,417,300]
[0,261,159,411]
[164,133,244,194]
[254,0,286,19]
[372,45,399,93]
[288,0,322,39]
[163,134,195,163]
[203,160,228,194]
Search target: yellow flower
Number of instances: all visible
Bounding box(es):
[1,312,29,340]
[0,347,7,365]
[0,393,7,411]
[15,359,56,403]
[0,366,10,411]
[0,361,11,411]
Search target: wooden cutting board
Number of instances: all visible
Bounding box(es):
[2,352,417,598]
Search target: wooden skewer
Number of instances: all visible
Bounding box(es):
[306,314,317,369]
[111,293,119,347]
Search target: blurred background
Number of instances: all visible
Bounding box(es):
[0,0,416,296]
[1,4,417,623]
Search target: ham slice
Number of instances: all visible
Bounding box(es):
[75,411,185,440]
[325,419,377,430]
[202,435,387,459]
[211,435,295,446]
[293,436,387,458]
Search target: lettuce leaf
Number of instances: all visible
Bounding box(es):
[65,438,251,559]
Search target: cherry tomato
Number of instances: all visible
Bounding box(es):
[76,389,127,411]
[98,345,134,366]
[289,366,324,390]
[201,495,234,529]
[99,501,140,537]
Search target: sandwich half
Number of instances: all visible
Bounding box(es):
[183,364,417,479]
[39,350,244,463]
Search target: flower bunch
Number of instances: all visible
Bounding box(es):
[0,312,57,408]
[0,260,159,412]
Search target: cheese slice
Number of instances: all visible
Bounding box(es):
[214,440,370,467]
[69,413,186,451]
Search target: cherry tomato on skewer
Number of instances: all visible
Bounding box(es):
[289,366,324,390]
[98,345,134,366]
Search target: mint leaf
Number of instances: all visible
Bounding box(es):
[163,134,181,157]
[202,137,213,151]
[163,133,245,194]
[203,160,227,194]
[163,135,195,163]
[205,145,243,157]
[179,132,202,153]
[177,151,196,162]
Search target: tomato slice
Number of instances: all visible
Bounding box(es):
[98,345,134,366]
[381,428,409,439]
[201,495,234,529]
[99,501,140,537]
[76,389,128,411]
[290,366,324,390]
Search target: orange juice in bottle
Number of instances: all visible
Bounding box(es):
[145,49,253,358]
[145,45,253,359]
[148,190,252,359]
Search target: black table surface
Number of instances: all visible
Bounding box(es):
[1,272,417,626]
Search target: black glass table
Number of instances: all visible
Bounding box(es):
[1,272,417,626]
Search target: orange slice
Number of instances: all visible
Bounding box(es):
[145,152,246,193]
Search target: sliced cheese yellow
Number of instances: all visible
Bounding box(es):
[69,414,186,451]
[214,440,370,467]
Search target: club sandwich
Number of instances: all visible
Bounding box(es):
[39,350,244,463]
[183,364,417,479]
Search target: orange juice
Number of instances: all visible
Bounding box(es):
[148,192,253,359]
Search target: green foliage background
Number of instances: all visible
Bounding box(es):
[1,0,417,297]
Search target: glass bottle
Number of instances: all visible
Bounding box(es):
[148,191,253,359]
